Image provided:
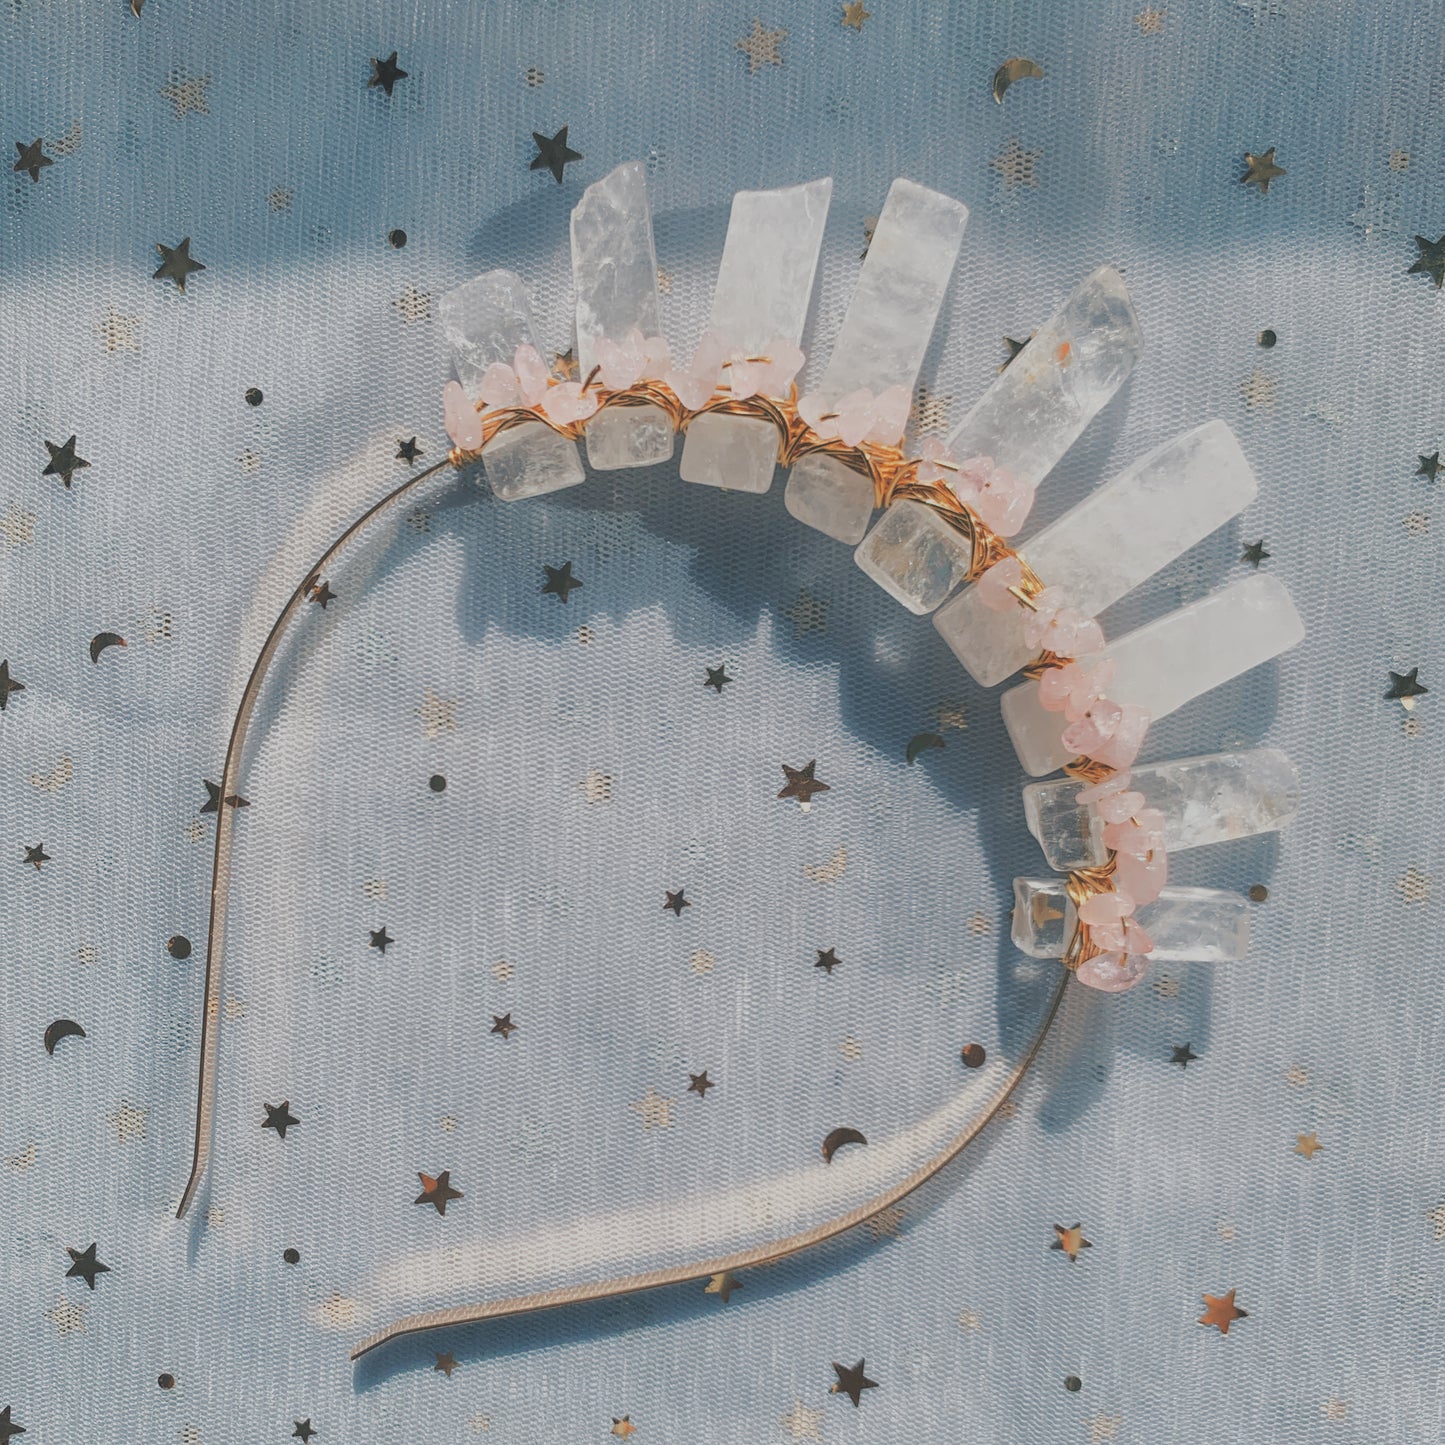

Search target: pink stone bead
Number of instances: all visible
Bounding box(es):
[1040,659,1116,720]
[759,337,805,396]
[1089,703,1150,769]
[442,381,484,451]
[797,391,833,436]
[1075,951,1151,992]
[833,388,877,447]
[1077,892,1133,927]
[512,344,552,406]
[866,384,911,446]
[915,435,956,485]
[1113,847,1168,907]
[595,330,649,390]
[1075,768,1131,807]
[1104,806,1166,858]
[1021,588,1067,650]
[953,456,1034,537]
[479,361,524,409]
[665,331,728,410]
[1092,788,1146,825]
[538,381,599,425]
[1061,699,1123,757]
[977,557,1025,615]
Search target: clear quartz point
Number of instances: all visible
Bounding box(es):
[934,420,1258,686]
[1011,878,1250,963]
[570,161,674,471]
[1001,574,1306,777]
[438,271,585,501]
[1022,748,1302,871]
[679,177,833,494]
[784,179,968,543]
[855,264,1143,613]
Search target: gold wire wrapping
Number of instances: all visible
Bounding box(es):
[446,371,1125,969]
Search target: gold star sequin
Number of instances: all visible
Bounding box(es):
[6,1141,37,1171]
[838,1035,862,1060]
[689,948,716,976]
[580,771,613,804]
[1089,1416,1122,1444]
[736,18,787,72]
[415,686,458,737]
[1051,1223,1091,1261]
[1405,510,1430,536]
[0,504,37,546]
[317,1293,358,1328]
[610,1418,637,1439]
[97,307,140,354]
[160,74,211,118]
[655,267,672,294]
[966,910,991,935]
[842,0,872,29]
[106,1102,147,1142]
[1388,150,1410,171]
[704,1270,742,1301]
[630,1086,674,1130]
[1286,1064,1310,1086]
[1321,1399,1349,1421]
[1134,6,1166,32]
[1294,1132,1323,1159]
[46,1297,89,1335]
[803,845,848,882]
[392,284,432,323]
[1241,147,1286,194]
[779,1400,825,1441]
[1397,866,1432,903]
[1198,1288,1247,1334]
[238,448,262,474]
[1238,369,1277,410]
[991,137,1041,189]
[957,1307,981,1330]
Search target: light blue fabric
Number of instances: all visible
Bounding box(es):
[2,0,1440,1440]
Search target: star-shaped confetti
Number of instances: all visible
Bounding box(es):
[1408,235,1445,289]
[201,780,249,813]
[664,889,690,916]
[737,18,787,71]
[1051,1223,1092,1261]
[13,137,53,183]
[106,1102,147,1142]
[1134,5,1166,31]
[22,843,50,871]
[829,1359,879,1407]
[97,307,140,355]
[991,137,1040,189]
[309,579,337,609]
[42,435,90,489]
[1386,667,1428,703]
[1241,147,1285,194]
[1198,1288,1247,1334]
[1000,335,1030,370]
[434,1352,459,1378]
[416,686,458,736]
[396,437,423,464]
[1241,539,1270,567]
[292,1420,316,1441]
[262,1101,299,1139]
[687,1070,714,1098]
[704,1270,741,1302]
[779,1400,824,1440]
[530,126,582,184]
[414,1170,463,1215]
[369,52,409,96]
[46,1297,87,1335]
[154,238,206,293]
[1294,1132,1323,1159]
[0,1407,24,1444]
[0,661,25,711]
[1417,452,1441,482]
[541,560,583,603]
[610,1420,636,1440]
[392,284,431,323]
[778,760,830,804]
[630,1086,674,1130]
[160,75,210,118]
[841,0,871,28]
[704,664,732,693]
[64,1243,110,1290]
[369,926,395,954]
[815,947,841,974]
[490,1012,517,1039]
[1170,1042,1200,1068]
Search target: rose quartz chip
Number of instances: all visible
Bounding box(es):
[1038,658,1116,719]
[1105,806,1166,857]
[1114,848,1168,907]
[442,381,484,451]
[665,330,728,410]
[975,557,1025,614]
[915,435,957,485]
[953,456,1035,536]
[538,382,599,426]
[1075,951,1152,992]
[1061,699,1123,757]
[1089,703,1150,769]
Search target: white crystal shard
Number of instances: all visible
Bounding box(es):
[1011,878,1250,963]
[1000,574,1306,777]
[934,420,1258,685]
[784,179,969,543]
[679,177,833,494]
[1022,748,1302,871]
[854,264,1144,613]
[570,161,674,472]
[439,271,585,501]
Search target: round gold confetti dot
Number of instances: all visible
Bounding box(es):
[1248,884,1269,903]
[244,387,263,407]
[388,228,407,249]
[158,1373,175,1390]
[282,1247,300,1265]
[428,774,447,793]
[961,1042,986,1068]
[1064,1375,1082,1393]
[1257,329,1277,348]
[167,934,192,960]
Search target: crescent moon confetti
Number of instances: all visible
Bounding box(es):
[821,1126,868,1164]
[992,56,1044,103]
[43,1019,87,1055]
[88,632,127,664]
